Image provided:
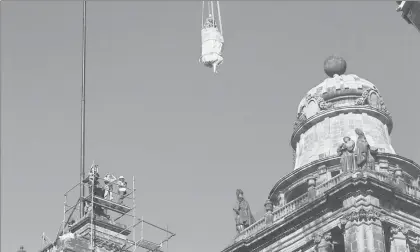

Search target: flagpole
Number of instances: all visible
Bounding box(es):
[80,0,87,219]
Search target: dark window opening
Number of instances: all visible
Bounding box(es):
[331,170,340,178]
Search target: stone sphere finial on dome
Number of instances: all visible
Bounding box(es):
[324,55,347,77]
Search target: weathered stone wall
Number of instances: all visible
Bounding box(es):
[294,113,395,169]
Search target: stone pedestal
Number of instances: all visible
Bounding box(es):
[342,209,385,252]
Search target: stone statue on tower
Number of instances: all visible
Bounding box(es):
[337,136,357,173]
[233,189,255,233]
[355,128,378,170]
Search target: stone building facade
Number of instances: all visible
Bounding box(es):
[396,1,420,33]
[224,57,420,252]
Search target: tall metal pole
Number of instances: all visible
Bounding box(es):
[80,0,87,219]
[133,176,136,252]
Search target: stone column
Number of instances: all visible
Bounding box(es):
[340,208,386,252]
[308,176,317,201]
[313,232,334,252]
[389,226,409,252]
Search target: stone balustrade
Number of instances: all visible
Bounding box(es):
[234,169,420,242]
[406,183,420,198]
[316,172,349,196]
[273,192,309,221]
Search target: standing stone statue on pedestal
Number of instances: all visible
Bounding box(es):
[355,128,378,170]
[337,136,357,173]
[233,189,255,233]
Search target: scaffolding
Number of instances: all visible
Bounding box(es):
[40,163,175,252]
[39,3,174,252]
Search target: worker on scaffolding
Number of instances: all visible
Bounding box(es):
[65,219,76,234]
[104,173,117,201]
[83,199,110,220]
[117,176,127,205]
[83,163,101,195]
[84,200,92,216]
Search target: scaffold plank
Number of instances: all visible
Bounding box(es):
[83,194,132,214]
[134,239,163,252]
[70,215,131,236]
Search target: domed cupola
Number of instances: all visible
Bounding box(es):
[291,56,394,169]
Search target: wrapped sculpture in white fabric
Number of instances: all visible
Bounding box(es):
[199,1,224,74]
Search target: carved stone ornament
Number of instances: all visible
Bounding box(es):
[354,88,390,115]
[355,89,371,105]
[313,233,323,244]
[340,208,384,225]
[408,237,420,252]
[306,94,333,111]
[390,225,409,236]
[313,232,332,244]
[293,112,307,131]
[264,199,274,213]
[293,94,333,131]
[413,236,420,247]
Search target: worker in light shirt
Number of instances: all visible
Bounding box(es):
[104,173,117,201]
[117,176,127,205]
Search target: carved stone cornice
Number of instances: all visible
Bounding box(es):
[339,208,386,227]
[390,225,410,237]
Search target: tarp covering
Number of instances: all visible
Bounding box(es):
[200,27,224,73]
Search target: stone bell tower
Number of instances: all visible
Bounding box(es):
[221,56,420,252]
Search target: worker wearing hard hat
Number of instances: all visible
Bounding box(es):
[117,176,127,205]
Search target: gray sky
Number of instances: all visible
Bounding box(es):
[1,1,420,252]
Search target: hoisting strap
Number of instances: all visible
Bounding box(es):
[210,1,215,27]
[201,1,205,28]
[216,1,223,35]
[208,1,212,17]
[201,1,223,35]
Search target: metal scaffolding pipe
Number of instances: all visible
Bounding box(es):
[79,0,87,219]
